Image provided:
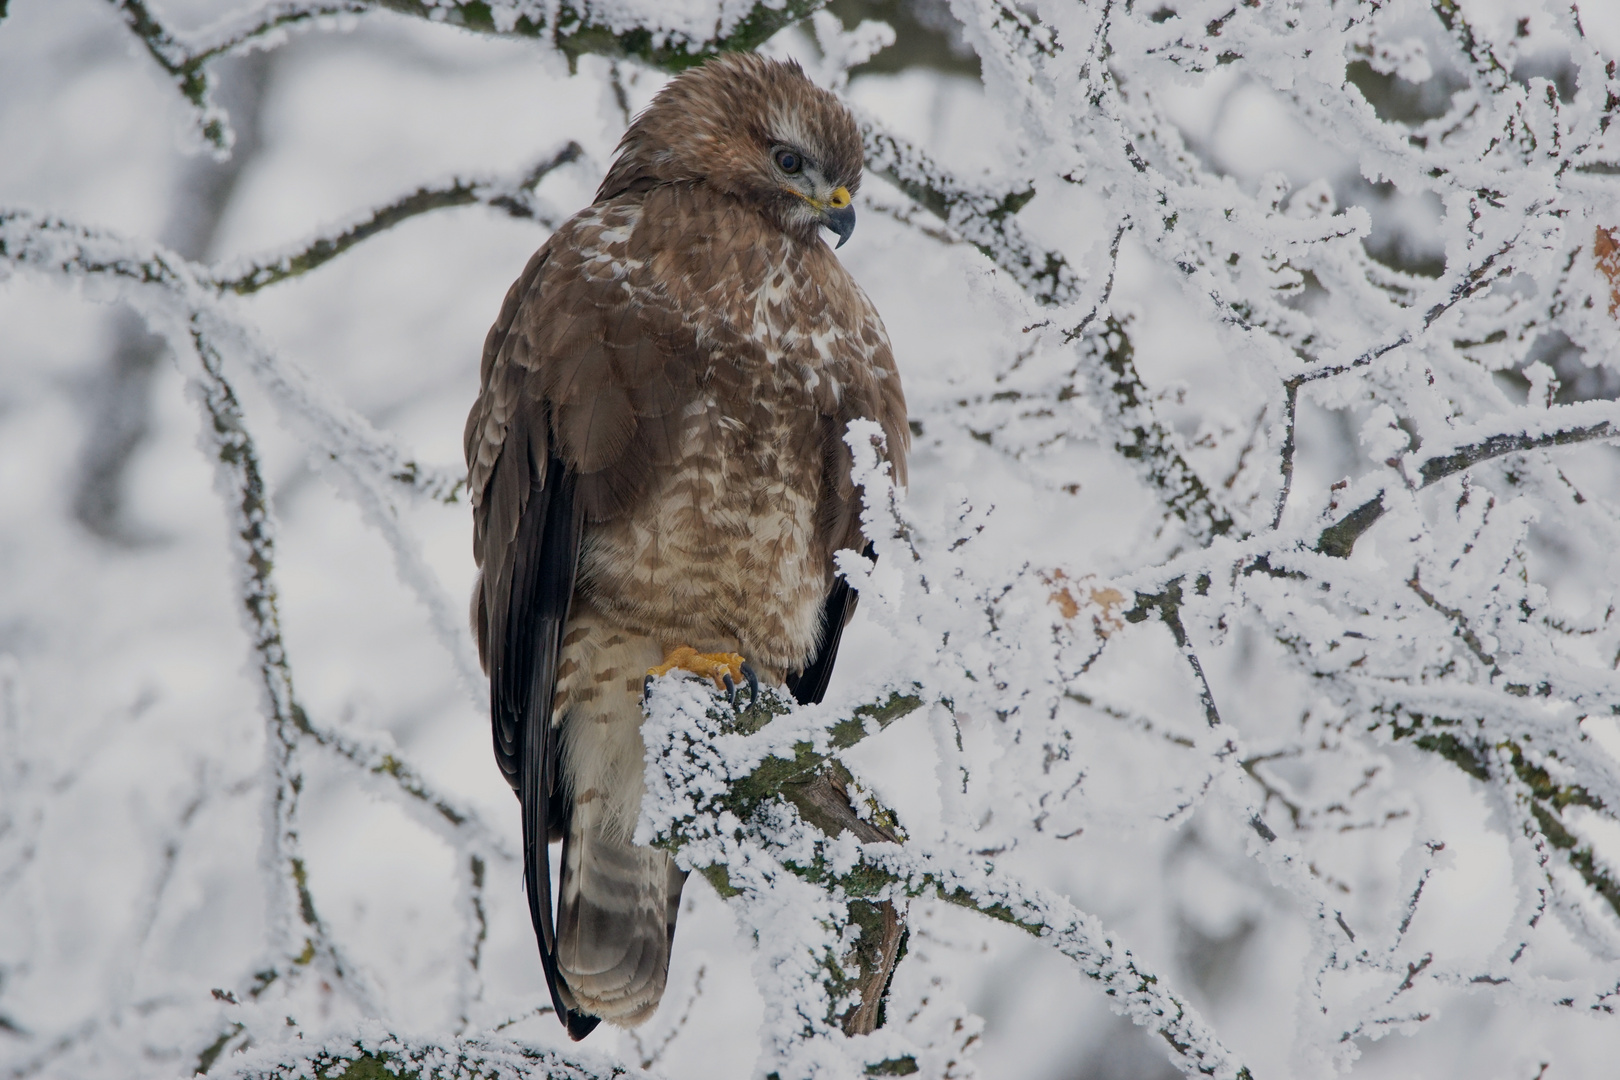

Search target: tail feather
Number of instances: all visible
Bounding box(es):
[557,799,688,1026]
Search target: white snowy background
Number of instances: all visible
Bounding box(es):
[4,1,1620,1078]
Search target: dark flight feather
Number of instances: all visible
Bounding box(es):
[785,542,874,706]
[499,445,599,1039]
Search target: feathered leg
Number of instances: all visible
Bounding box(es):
[553,606,688,1026]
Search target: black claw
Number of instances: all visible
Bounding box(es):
[742,663,759,705]
[723,672,737,705]
[642,674,654,703]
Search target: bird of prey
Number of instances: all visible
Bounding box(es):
[464,53,908,1039]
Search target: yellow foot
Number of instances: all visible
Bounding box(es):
[645,646,759,705]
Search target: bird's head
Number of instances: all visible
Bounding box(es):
[596,53,864,248]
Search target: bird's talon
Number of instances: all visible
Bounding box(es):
[646,646,750,700]
[742,663,759,705]
[642,674,654,703]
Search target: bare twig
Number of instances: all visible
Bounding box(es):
[631,964,706,1070]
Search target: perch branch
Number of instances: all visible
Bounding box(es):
[643,681,1252,1079]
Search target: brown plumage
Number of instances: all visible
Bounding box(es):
[464,53,908,1040]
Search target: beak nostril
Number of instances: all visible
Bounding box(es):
[829,187,851,209]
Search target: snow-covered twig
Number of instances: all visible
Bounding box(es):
[109,0,368,153]
[0,210,464,503]
[0,210,482,700]
[110,0,834,151]
[215,142,583,294]
[211,1029,656,1080]
[861,119,1079,308]
[1315,400,1620,557]
[189,321,380,1009]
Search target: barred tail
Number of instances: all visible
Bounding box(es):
[555,796,688,1026]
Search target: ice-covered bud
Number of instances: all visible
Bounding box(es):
[1523,361,1559,409]
[811,11,897,88]
[1287,179,1337,220]
[1369,38,1433,85]
[1358,404,1410,466]
[1259,172,1291,213]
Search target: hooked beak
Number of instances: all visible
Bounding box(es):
[823,203,856,248]
[817,186,856,248]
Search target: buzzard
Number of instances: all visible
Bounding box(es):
[464,53,908,1039]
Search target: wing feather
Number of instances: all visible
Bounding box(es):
[789,274,909,705]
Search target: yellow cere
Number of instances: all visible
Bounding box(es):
[828,186,851,209]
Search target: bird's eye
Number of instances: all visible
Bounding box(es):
[775,149,802,174]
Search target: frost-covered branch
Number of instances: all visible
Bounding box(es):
[862,120,1078,308]
[0,210,464,505]
[1315,402,1620,558]
[366,0,830,68]
[640,678,1254,1080]
[190,319,378,1007]
[110,0,368,152]
[211,1031,656,1080]
[110,0,1071,322]
[1078,318,1238,544]
[877,848,1254,1080]
[216,141,583,294]
[109,0,831,151]
[15,0,1620,1074]
[0,209,486,700]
